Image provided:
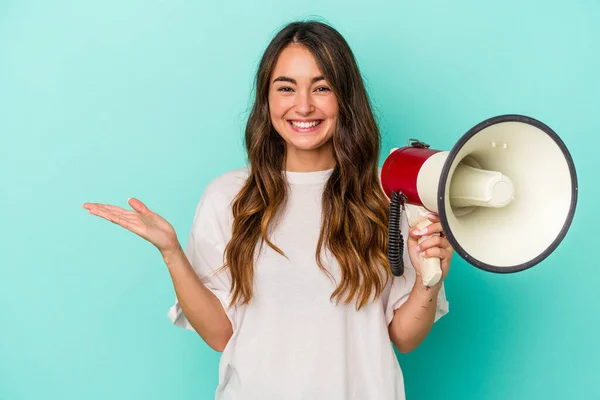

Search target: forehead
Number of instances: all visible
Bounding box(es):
[271,44,323,79]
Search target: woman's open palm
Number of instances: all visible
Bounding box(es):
[83,198,179,254]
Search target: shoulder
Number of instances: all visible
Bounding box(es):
[204,165,250,201]
[196,166,250,223]
[190,166,250,242]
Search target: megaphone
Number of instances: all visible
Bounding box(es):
[381,114,578,287]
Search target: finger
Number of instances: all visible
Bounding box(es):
[84,202,120,213]
[415,222,443,236]
[95,204,130,214]
[407,234,418,249]
[442,238,454,252]
[128,197,153,215]
[409,227,426,238]
[89,207,136,230]
[89,204,136,219]
[427,213,440,223]
[426,234,453,251]
[421,246,453,261]
[83,202,106,210]
[410,226,431,238]
[88,207,120,224]
[407,227,422,248]
[416,235,443,252]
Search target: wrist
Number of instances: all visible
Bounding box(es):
[412,277,441,299]
[161,243,184,264]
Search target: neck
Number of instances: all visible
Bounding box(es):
[284,142,335,172]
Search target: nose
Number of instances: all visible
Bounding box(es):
[294,90,314,115]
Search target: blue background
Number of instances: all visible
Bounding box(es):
[1,0,598,399]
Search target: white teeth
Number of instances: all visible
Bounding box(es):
[291,120,321,128]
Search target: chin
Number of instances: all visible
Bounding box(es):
[287,135,333,151]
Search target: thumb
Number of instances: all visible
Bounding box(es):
[407,227,421,247]
[128,197,152,215]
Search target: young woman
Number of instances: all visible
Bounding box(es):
[84,20,452,400]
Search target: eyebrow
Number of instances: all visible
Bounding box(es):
[272,75,325,84]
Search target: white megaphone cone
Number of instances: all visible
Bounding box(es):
[381,114,578,288]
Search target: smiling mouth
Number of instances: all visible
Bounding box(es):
[288,120,323,132]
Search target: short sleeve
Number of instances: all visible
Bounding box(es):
[167,186,238,332]
[383,209,450,325]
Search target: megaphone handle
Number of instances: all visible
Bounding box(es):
[419,236,443,288]
[404,205,443,288]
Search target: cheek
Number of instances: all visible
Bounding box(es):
[269,92,293,114]
[319,97,339,120]
[268,98,289,135]
[267,94,277,117]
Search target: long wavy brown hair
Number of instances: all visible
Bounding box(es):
[220,20,392,310]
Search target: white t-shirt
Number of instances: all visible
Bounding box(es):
[167,166,449,400]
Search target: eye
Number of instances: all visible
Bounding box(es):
[277,86,293,92]
[315,86,331,92]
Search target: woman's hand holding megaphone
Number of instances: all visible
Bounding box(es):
[407,213,453,290]
[82,198,181,258]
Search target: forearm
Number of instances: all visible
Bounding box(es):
[162,246,233,351]
[388,281,441,353]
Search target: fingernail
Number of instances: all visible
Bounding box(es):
[416,245,421,252]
